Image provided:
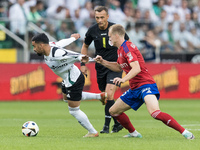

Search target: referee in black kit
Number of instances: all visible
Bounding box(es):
[80,6,129,133]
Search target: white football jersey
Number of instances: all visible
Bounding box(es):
[44,38,83,87]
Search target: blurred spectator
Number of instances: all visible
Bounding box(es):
[79,1,94,20]
[163,0,176,22]
[134,9,143,24]
[126,22,145,50]
[187,28,200,51]
[193,0,200,22]
[176,0,191,22]
[8,0,29,39]
[137,0,153,13]
[173,23,193,52]
[172,12,181,32]
[0,4,7,18]
[154,9,168,32]
[172,0,182,8]
[160,22,175,52]
[46,5,70,20]
[118,0,128,11]
[123,1,135,27]
[153,0,165,17]
[108,0,126,26]
[91,0,106,7]
[184,13,195,31]
[192,11,200,37]
[56,21,72,40]
[137,0,158,22]
[140,30,158,62]
[142,10,154,30]
[27,5,42,23]
[46,0,65,8]
[36,0,47,18]
[46,5,70,28]
[65,0,80,19]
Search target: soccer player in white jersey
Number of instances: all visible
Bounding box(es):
[31,33,107,137]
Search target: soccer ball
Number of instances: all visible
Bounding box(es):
[22,121,39,137]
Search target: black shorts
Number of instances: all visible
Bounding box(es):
[62,73,85,101]
[97,70,122,92]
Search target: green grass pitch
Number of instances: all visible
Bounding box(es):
[0,100,199,150]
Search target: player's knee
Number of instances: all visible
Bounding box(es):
[68,106,80,116]
[106,92,114,100]
[109,107,117,116]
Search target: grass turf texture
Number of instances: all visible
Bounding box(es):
[0,100,199,150]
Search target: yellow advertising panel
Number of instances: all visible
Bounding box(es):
[0,49,17,63]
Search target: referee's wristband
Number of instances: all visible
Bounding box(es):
[80,62,86,66]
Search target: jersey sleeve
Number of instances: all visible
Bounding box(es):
[54,49,67,57]
[55,37,76,47]
[84,28,93,46]
[124,45,138,64]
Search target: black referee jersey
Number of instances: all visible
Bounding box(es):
[84,22,129,75]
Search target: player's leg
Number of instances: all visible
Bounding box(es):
[81,91,107,103]
[97,75,111,133]
[62,79,107,103]
[105,71,124,133]
[109,98,142,138]
[63,73,98,137]
[67,100,98,137]
[144,94,195,139]
[105,83,123,133]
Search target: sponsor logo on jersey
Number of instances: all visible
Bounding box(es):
[101,33,107,36]
[67,94,70,98]
[50,63,68,69]
[120,63,128,68]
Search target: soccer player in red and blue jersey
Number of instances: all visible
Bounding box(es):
[94,24,195,139]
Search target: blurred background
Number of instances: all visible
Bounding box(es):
[1,0,200,100]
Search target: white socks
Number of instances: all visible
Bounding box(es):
[130,130,140,136]
[68,106,97,134]
[81,92,101,100]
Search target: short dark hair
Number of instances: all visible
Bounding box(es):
[94,6,108,14]
[31,33,49,44]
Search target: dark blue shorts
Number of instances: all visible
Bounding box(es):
[120,83,160,111]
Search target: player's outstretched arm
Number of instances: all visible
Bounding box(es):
[94,55,122,72]
[56,33,80,47]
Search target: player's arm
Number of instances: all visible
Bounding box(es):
[113,61,141,85]
[80,43,90,76]
[81,43,89,55]
[121,61,141,82]
[94,55,122,72]
[56,33,80,47]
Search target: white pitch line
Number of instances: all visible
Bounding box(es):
[186,129,200,131]
[181,124,200,127]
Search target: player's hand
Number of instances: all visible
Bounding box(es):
[71,33,80,40]
[113,77,125,85]
[80,66,88,77]
[94,55,103,64]
[81,55,89,63]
